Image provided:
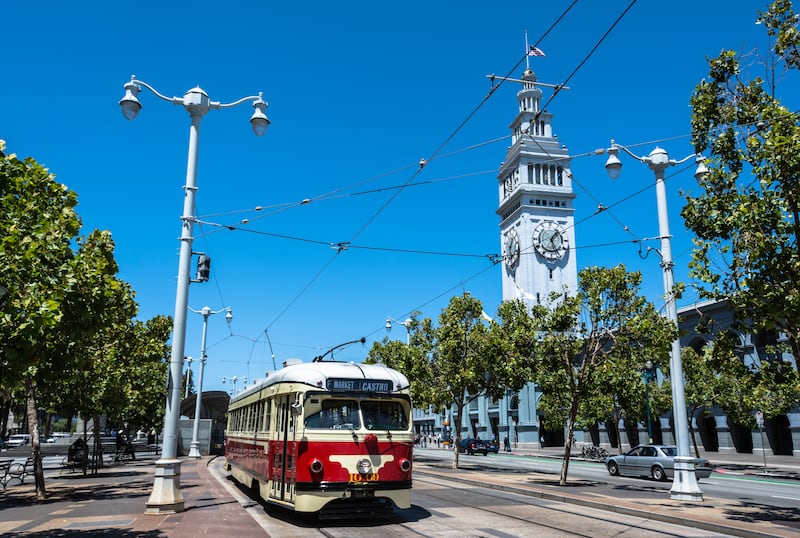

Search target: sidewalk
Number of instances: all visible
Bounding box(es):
[0,447,798,536]
[0,453,267,536]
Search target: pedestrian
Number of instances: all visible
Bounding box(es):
[540,434,545,450]
[504,436,511,452]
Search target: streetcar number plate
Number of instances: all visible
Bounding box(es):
[349,473,379,483]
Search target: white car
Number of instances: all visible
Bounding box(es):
[5,434,31,448]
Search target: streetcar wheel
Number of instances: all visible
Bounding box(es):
[607,461,619,476]
[652,466,666,481]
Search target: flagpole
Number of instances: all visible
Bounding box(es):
[525,30,530,70]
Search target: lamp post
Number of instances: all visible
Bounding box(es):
[120,76,269,515]
[183,357,193,399]
[605,142,706,501]
[187,306,232,459]
[385,317,412,344]
[642,360,656,444]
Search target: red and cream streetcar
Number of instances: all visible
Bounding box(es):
[225,358,413,516]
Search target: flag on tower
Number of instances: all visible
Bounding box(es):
[528,46,546,57]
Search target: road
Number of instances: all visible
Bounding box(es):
[414,448,800,511]
[233,467,731,537]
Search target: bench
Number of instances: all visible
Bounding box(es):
[0,460,12,491]
[7,457,33,486]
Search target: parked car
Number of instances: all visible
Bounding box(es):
[606,444,712,481]
[46,432,72,444]
[485,438,499,453]
[5,434,31,448]
[457,438,488,456]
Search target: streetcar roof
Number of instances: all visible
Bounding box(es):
[230,361,410,403]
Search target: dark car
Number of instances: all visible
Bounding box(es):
[485,438,499,453]
[458,438,488,456]
[606,444,712,481]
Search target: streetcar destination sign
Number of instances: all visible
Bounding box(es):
[326,378,393,392]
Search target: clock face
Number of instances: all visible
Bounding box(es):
[504,230,520,268]
[533,222,567,261]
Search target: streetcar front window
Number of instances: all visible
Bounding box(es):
[304,399,361,430]
[361,401,409,431]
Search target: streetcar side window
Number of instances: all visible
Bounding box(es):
[304,399,360,430]
[361,401,409,431]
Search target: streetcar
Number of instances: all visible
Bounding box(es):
[224,358,414,517]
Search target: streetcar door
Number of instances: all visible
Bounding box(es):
[270,393,297,504]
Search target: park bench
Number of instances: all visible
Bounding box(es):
[61,439,90,473]
[0,460,12,491]
[7,457,34,485]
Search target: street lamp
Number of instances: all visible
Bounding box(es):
[183,357,193,399]
[120,75,269,515]
[605,141,706,501]
[187,306,232,459]
[386,317,412,344]
[223,375,241,395]
[642,360,656,444]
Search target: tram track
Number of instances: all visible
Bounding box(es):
[407,472,708,538]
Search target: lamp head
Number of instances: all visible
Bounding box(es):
[385,318,392,332]
[225,308,233,323]
[119,78,142,120]
[694,154,708,181]
[605,146,622,179]
[250,93,270,136]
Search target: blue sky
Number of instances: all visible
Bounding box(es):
[2,1,797,395]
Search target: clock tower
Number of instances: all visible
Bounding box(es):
[497,68,577,308]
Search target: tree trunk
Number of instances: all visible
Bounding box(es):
[92,413,102,474]
[24,377,47,499]
[560,398,580,485]
[689,407,700,458]
[452,403,463,470]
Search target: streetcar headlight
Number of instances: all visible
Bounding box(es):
[310,458,323,474]
[357,458,372,475]
[399,458,411,472]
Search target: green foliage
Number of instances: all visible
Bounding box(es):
[685,0,800,363]
[0,141,171,497]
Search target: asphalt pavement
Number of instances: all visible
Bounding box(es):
[0,444,798,537]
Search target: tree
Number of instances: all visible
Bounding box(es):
[679,346,719,457]
[533,266,675,485]
[0,141,82,497]
[685,0,800,361]
[0,142,170,494]
[368,293,508,469]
